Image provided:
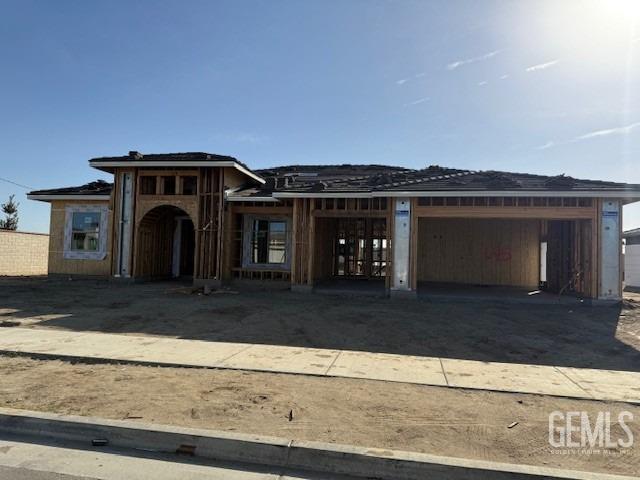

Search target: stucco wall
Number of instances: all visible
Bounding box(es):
[48,200,112,276]
[0,230,49,276]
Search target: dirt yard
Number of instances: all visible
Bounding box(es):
[1,278,640,475]
[0,277,639,371]
[0,355,638,476]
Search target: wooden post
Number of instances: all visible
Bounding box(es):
[307,199,316,286]
[385,199,393,291]
[410,197,418,291]
[291,198,299,285]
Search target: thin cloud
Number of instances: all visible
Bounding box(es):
[477,81,487,86]
[536,121,640,150]
[500,74,509,80]
[575,122,640,140]
[404,97,429,107]
[446,50,501,71]
[525,60,559,72]
[396,72,426,86]
[536,141,555,150]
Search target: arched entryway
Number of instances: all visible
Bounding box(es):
[134,205,195,279]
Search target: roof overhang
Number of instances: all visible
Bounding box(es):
[273,192,371,198]
[273,190,640,199]
[27,194,110,202]
[226,196,280,203]
[89,160,266,184]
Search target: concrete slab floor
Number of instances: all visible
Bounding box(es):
[0,327,639,404]
[417,282,587,305]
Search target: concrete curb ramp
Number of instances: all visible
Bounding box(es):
[0,407,635,480]
[1,328,640,404]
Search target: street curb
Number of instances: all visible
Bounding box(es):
[0,407,635,480]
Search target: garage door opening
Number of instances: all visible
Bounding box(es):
[417,218,594,299]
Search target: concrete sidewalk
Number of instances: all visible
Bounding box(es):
[1,328,639,403]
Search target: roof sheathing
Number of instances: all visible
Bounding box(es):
[27,180,113,202]
[89,152,266,184]
[228,165,640,200]
[27,161,640,202]
[624,228,640,238]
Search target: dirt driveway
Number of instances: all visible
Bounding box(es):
[0,277,639,371]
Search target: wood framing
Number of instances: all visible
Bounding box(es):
[291,198,312,286]
[47,199,112,277]
[30,154,640,301]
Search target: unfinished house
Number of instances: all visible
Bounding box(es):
[28,152,640,302]
[624,228,640,289]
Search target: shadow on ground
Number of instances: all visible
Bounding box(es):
[1,277,639,371]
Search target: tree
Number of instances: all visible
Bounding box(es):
[0,194,19,230]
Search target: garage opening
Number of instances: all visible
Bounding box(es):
[417,218,594,298]
[543,219,594,297]
[135,205,195,279]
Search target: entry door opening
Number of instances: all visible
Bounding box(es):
[334,218,387,278]
[135,205,195,280]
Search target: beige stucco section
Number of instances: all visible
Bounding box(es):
[48,199,112,276]
[0,230,49,276]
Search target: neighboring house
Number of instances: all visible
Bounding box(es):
[27,151,640,301]
[624,228,640,289]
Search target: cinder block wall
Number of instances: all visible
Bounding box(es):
[0,230,49,276]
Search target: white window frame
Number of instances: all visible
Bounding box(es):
[63,204,109,260]
[242,215,291,270]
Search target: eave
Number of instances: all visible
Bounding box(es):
[226,196,280,203]
[272,190,640,200]
[27,194,111,202]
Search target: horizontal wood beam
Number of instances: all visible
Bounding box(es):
[414,206,596,220]
[136,169,199,176]
[229,206,293,215]
[312,210,388,218]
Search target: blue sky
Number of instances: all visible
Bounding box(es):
[1,0,640,232]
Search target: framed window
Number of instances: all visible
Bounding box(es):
[161,176,176,195]
[140,176,156,195]
[242,216,291,269]
[71,212,100,251]
[251,219,286,264]
[181,176,197,195]
[64,204,109,260]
